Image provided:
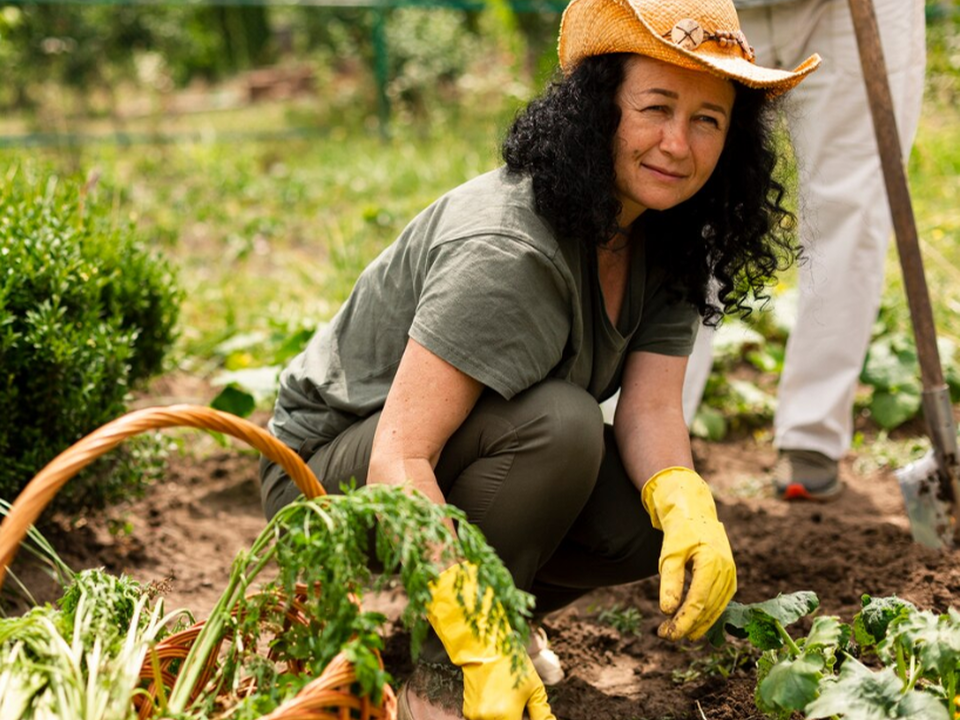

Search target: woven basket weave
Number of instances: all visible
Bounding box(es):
[0,404,397,720]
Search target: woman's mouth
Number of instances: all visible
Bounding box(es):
[642,163,686,180]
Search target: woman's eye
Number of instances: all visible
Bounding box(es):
[697,115,721,128]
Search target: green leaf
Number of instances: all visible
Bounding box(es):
[728,379,776,415]
[803,616,847,652]
[746,346,783,373]
[210,384,257,418]
[758,652,824,714]
[691,405,727,441]
[896,691,954,719]
[870,387,922,430]
[886,607,960,683]
[861,335,922,392]
[707,592,819,649]
[854,595,917,647]
[273,327,316,364]
[860,334,925,428]
[211,365,281,404]
[805,656,950,720]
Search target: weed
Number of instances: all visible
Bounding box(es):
[671,643,757,685]
[594,603,643,636]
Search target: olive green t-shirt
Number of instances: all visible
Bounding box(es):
[269,167,699,451]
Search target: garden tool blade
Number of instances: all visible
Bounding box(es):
[896,450,955,550]
[849,0,960,546]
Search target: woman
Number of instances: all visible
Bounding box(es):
[261,0,820,717]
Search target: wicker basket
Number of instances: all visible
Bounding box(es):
[0,404,398,720]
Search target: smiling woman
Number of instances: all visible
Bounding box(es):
[612,55,735,223]
[260,0,821,718]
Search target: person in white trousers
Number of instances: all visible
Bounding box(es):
[681,0,927,500]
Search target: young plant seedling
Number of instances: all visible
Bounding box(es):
[707,591,955,720]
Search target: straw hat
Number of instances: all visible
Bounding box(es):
[558,0,820,97]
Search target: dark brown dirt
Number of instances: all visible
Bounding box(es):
[5,371,959,720]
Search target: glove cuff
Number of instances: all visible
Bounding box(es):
[641,466,708,529]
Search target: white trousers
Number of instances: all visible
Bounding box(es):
[682,0,927,460]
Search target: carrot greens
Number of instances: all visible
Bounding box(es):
[164,483,533,718]
[1,485,532,719]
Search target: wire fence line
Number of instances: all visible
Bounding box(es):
[0,0,566,146]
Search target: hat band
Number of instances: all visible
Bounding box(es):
[663,18,756,62]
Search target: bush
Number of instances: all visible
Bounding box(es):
[0,164,180,509]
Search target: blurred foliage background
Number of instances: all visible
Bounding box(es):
[0,0,957,476]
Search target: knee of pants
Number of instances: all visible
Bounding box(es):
[515,379,605,488]
[259,456,302,522]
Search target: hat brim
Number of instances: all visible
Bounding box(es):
[559,0,821,98]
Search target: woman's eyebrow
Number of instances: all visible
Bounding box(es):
[701,102,729,116]
[641,88,679,100]
[641,88,729,116]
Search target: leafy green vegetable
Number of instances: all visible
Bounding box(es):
[860,334,926,429]
[707,591,820,650]
[805,656,949,720]
[0,569,179,720]
[758,653,824,717]
[690,405,727,442]
[57,570,147,650]
[853,594,917,647]
[710,592,960,719]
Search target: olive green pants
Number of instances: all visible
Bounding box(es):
[260,380,663,658]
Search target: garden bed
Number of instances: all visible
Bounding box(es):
[8,377,959,720]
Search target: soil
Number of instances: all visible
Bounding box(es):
[6,371,960,720]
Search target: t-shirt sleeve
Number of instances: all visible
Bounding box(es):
[628,277,700,356]
[409,235,571,399]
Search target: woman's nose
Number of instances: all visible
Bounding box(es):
[660,120,691,157]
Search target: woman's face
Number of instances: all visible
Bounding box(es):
[612,55,735,227]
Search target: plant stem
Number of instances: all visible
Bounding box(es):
[895,643,909,684]
[903,652,921,694]
[775,621,802,657]
[148,648,167,713]
[944,673,956,718]
[165,514,281,714]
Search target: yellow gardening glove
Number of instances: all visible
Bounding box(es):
[426,562,556,720]
[642,467,737,641]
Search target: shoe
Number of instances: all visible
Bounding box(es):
[771,449,843,502]
[528,626,565,686]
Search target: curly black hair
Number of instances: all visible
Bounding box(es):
[501,53,799,326]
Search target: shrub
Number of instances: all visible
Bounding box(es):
[0,164,180,509]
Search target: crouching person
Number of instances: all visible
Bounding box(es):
[260,0,819,716]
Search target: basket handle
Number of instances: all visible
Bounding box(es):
[0,404,324,591]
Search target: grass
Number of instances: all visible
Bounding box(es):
[902,108,960,344]
[0,99,511,372]
[1,46,958,405]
